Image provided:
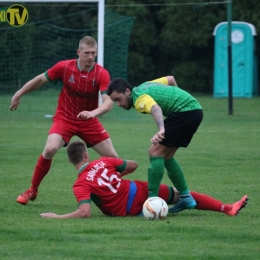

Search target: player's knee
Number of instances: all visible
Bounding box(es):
[148,148,161,157]
[43,146,59,158]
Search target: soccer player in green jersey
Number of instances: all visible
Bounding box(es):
[106,76,203,213]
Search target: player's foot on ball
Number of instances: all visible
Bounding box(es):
[17,187,38,205]
[168,194,197,214]
[226,195,248,216]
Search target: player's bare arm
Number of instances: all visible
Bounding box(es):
[150,104,165,144]
[10,73,49,111]
[40,203,91,219]
[120,160,138,177]
[77,94,113,120]
[166,76,177,86]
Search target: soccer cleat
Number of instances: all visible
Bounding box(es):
[168,194,197,214]
[16,187,38,205]
[226,195,248,216]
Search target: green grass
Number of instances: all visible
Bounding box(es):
[1,92,260,260]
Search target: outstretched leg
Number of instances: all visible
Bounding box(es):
[191,192,248,216]
[168,189,248,216]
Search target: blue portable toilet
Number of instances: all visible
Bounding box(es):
[213,21,258,97]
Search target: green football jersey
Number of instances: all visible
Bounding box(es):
[132,81,202,117]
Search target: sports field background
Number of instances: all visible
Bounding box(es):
[0,92,260,259]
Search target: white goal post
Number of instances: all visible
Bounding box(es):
[3,0,105,66]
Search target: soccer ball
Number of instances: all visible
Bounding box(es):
[142,197,168,220]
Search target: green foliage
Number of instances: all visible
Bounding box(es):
[108,0,260,93]
[0,92,260,259]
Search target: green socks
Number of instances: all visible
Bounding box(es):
[164,158,189,195]
[147,157,190,197]
[148,156,164,197]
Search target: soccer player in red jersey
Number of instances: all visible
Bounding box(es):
[40,141,248,219]
[10,36,118,205]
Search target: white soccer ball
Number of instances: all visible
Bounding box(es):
[142,197,168,220]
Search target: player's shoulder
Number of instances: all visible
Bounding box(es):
[55,59,77,67]
[94,62,104,69]
[97,156,117,163]
[92,156,124,166]
[133,82,149,93]
[94,63,109,73]
[149,77,168,85]
[88,157,109,167]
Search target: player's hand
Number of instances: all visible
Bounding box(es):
[77,111,97,120]
[10,95,20,111]
[151,129,165,145]
[40,212,59,218]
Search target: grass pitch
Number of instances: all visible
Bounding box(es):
[0,92,259,260]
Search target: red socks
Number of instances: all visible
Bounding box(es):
[191,191,232,214]
[31,154,52,190]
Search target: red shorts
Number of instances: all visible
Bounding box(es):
[48,118,110,147]
[128,181,173,215]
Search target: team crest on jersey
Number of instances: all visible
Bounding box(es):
[68,75,75,84]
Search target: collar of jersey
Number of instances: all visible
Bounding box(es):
[77,58,95,72]
[78,162,89,175]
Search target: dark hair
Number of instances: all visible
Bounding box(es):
[67,140,87,164]
[107,78,133,96]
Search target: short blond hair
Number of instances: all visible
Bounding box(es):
[79,36,97,49]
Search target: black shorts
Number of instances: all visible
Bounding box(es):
[160,109,203,148]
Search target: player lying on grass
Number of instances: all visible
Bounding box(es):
[40,141,248,219]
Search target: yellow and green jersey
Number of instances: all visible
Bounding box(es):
[132,77,202,117]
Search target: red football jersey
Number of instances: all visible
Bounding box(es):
[73,157,131,216]
[45,59,110,122]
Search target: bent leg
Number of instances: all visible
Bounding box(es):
[149,144,190,195]
[32,133,65,188]
[148,157,164,197]
[17,134,65,205]
[78,118,118,158]
[164,156,196,213]
[148,145,196,213]
[92,138,118,158]
[165,158,189,194]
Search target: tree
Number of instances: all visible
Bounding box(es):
[107,0,260,93]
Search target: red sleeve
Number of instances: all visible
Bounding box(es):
[101,157,125,167]
[45,61,65,81]
[97,66,110,93]
[73,180,91,204]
